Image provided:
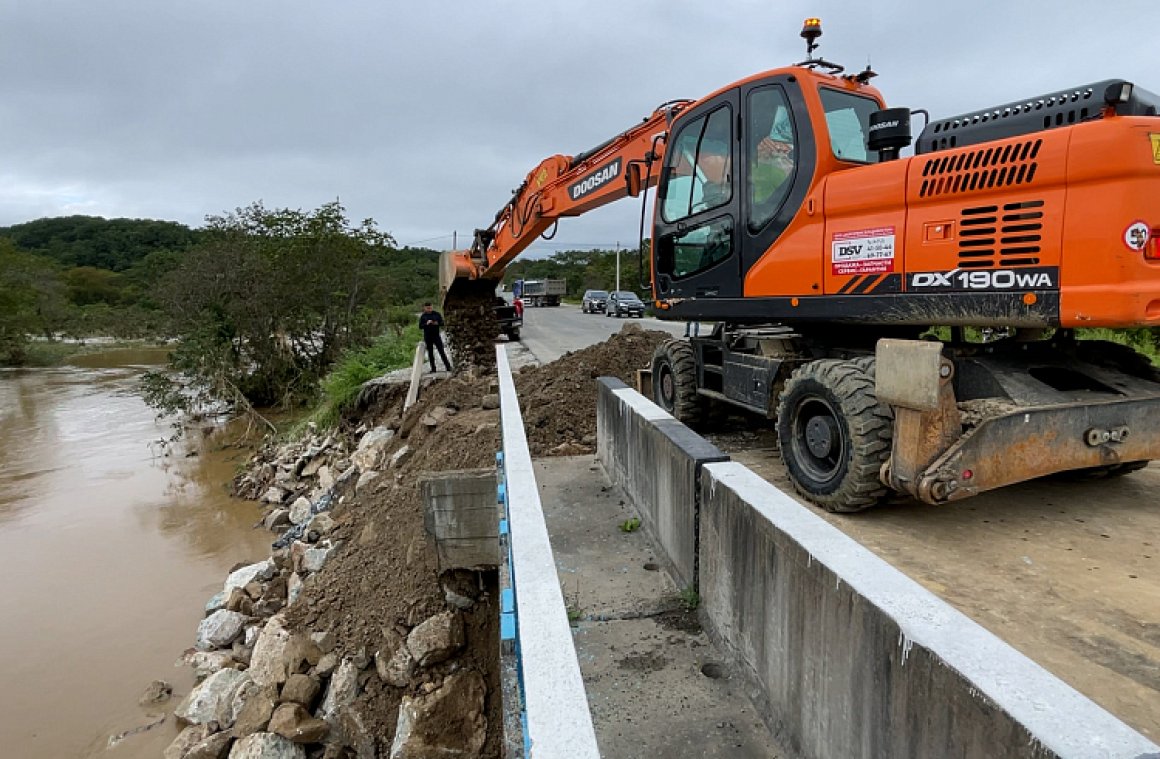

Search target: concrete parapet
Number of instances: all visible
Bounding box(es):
[698,461,1160,759]
[419,468,499,570]
[497,346,600,759]
[596,378,727,589]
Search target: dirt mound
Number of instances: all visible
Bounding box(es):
[232,325,668,755]
[515,323,670,456]
[283,374,501,756]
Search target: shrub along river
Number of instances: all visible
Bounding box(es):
[0,348,272,758]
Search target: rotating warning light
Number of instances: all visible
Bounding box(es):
[801,17,823,56]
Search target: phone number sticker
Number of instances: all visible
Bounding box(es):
[831,226,896,275]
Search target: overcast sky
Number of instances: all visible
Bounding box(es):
[1,1,1156,256]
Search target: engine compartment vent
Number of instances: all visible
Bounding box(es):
[956,200,1044,268]
[919,139,1041,199]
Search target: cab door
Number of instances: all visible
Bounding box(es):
[653,90,741,300]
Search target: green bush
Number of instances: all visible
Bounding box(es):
[310,326,421,429]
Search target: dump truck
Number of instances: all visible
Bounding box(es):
[520,279,566,307]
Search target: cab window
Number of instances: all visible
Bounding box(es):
[661,105,733,223]
[665,217,734,279]
[746,85,797,231]
[819,88,882,164]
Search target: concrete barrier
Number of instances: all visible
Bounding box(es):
[595,382,1160,758]
[497,346,600,759]
[419,469,499,570]
[596,378,728,589]
[698,462,1160,759]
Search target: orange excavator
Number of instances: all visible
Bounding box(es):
[441,19,1160,511]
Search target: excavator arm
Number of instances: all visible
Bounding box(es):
[439,100,691,305]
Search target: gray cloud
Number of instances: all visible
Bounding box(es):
[1,0,1154,255]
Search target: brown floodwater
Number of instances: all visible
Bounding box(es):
[0,348,273,758]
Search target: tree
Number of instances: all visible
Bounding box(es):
[147,201,395,411]
[0,241,70,360]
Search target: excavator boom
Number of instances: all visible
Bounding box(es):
[439,100,690,305]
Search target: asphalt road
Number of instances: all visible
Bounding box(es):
[515,302,690,364]
[509,307,1160,738]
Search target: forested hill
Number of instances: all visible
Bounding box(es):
[0,215,201,271]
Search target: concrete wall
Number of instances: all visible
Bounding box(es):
[419,468,499,570]
[498,347,600,759]
[596,378,728,589]
[596,380,1160,759]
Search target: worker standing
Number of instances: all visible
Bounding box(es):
[418,302,453,373]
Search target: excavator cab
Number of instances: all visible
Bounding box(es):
[652,67,887,314]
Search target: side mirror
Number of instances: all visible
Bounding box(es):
[625,162,644,198]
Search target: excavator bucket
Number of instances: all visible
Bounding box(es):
[438,250,495,308]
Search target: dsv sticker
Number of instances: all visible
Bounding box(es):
[1124,221,1151,252]
[908,267,1058,291]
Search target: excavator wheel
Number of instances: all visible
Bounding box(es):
[651,339,703,426]
[776,358,893,513]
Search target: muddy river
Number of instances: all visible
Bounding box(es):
[0,349,273,758]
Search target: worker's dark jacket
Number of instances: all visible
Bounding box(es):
[419,311,445,342]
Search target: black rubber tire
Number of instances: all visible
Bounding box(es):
[651,339,703,426]
[505,329,520,341]
[776,359,893,512]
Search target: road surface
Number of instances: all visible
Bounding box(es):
[516,302,690,363]
[512,305,1160,739]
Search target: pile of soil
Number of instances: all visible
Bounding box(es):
[282,374,502,755]
[515,323,671,456]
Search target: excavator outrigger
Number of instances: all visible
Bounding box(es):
[442,19,1160,512]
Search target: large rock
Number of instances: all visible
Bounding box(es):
[228,732,305,758]
[263,508,291,531]
[375,645,415,688]
[185,731,233,759]
[249,614,315,688]
[301,544,334,573]
[286,573,304,606]
[268,703,329,744]
[224,561,276,593]
[307,513,335,536]
[182,650,236,680]
[389,671,487,758]
[406,612,464,668]
[318,659,359,721]
[176,668,251,726]
[389,446,412,468]
[261,487,288,504]
[288,497,312,526]
[205,591,228,615]
[165,724,214,759]
[140,679,173,706]
[231,682,276,738]
[328,706,376,758]
[355,470,380,494]
[197,610,249,651]
[279,674,320,707]
[351,427,395,471]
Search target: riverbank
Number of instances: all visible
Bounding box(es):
[9,337,171,367]
[162,325,669,756]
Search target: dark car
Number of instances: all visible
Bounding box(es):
[581,289,609,314]
[606,291,645,318]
